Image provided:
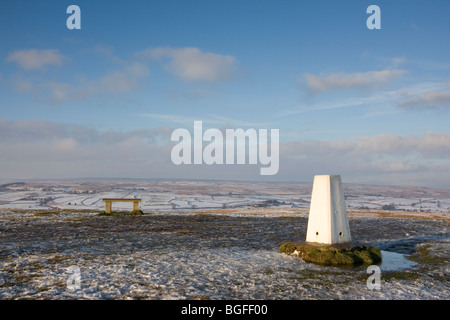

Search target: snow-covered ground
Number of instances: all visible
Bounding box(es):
[0,180,448,300]
[0,210,448,300]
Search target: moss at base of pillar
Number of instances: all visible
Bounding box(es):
[280,242,382,266]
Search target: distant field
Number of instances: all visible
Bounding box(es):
[0,179,449,218]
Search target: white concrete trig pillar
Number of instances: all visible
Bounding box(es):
[306,175,351,244]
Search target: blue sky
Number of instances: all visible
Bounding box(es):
[1,0,450,188]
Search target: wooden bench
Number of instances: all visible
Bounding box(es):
[102,198,141,213]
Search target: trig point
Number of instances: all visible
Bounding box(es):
[280,175,381,266]
[306,175,351,244]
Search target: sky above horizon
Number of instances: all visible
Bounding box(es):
[1,0,450,188]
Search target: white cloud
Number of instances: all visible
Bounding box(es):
[98,71,137,93]
[1,119,450,188]
[125,61,150,78]
[6,49,67,70]
[167,47,236,81]
[9,75,75,104]
[4,46,152,104]
[278,132,450,188]
[52,138,79,151]
[399,90,450,110]
[282,132,450,160]
[389,57,406,68]
[5,46,233,104]
[89,45,125,64]
[0,120,174,178]
[68,61,149,99]
[9,63,149,104]
[47,82,74,104]
[137,47,237,82]
[302,69,405,94]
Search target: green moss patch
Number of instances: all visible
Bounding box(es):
[408,244,449,266]
[280,241,382,266]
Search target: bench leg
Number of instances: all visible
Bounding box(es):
[105,201,112,214]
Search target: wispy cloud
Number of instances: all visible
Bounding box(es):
[142,113,270,128]
[141,113,201,126]
[206,114,272,128]
[280,80,450,117]
[301,69,405,94]
[278,89,399,117]
[6,49,67,70]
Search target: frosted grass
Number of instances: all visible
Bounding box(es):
[0,211,448,300]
